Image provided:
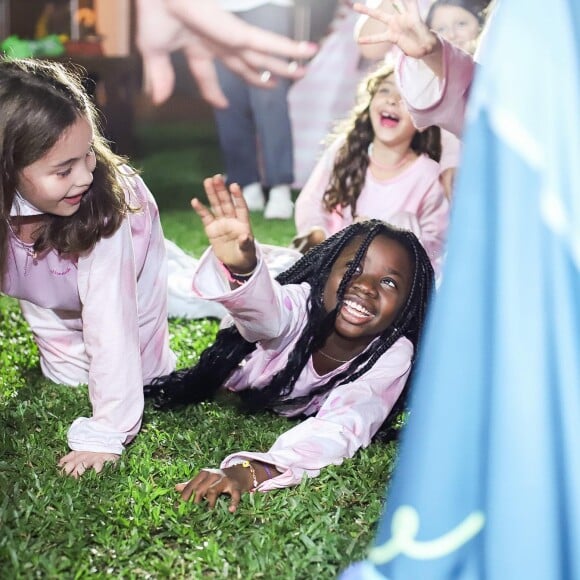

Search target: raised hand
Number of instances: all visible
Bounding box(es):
[58,450,120,478]
[353,0,440,60]
[192,174,257,275]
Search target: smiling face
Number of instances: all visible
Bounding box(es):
[369,76,417,150]
[430,5,481,53]
[16,115,96,217]
[323,234,414,350]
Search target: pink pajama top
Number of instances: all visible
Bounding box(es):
[395,37,476,138]
[192,245,414,491]
[294,137,449,274]
[3,171,176,454]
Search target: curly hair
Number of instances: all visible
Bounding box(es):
[146,220,434,429]
[322,64,441,219]
[0,58,133,287]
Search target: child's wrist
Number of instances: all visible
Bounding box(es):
[219,261,256,286]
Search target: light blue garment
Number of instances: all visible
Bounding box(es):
[340,0,580,577]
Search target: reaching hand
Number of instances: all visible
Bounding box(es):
[136,0,318,108]
[353,0,439,59]
[192,175,257,274]
[58,450,120,478]
[175,465,253,513]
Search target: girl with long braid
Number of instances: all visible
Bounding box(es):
[146,174,434,513]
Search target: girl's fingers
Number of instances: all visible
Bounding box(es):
[191,197,214,227]
[228,489,242,513]
[203,175,225,218]
[178,479,197,502]
[212,177,239,219]
[229,182,251,223]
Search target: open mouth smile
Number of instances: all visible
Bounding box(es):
[380,112,400,128]
[341,298,374,321]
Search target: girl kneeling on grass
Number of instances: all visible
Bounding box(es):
[0,59,176,477]
[146,174,434,513]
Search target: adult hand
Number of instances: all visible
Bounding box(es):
[192,174,257,275]
[353,0,439,60]
[175,465,253,513]
[58,450,120,478]
[136,0,318,108]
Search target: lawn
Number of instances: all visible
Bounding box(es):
[0,121,398,578]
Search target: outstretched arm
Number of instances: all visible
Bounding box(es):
[353,0,444,78]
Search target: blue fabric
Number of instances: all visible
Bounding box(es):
[340,0,580,577]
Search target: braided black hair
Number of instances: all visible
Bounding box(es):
[146,220,434,420]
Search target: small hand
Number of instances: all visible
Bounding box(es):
[175,465,252,513]
[58,450,120,479]
[353,0,439,59]
[192,174,257,274]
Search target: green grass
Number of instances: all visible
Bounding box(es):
[0,120,397,578]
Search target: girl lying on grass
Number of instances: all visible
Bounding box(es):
[146,174,434,513]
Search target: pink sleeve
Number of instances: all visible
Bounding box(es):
[192,245,309,343]
[294,138,344,237]
[221,338,414,490]
[396,38,476,137]
[67,172,173,454]
[70,217,144,454]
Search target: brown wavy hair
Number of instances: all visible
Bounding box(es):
[0,58,134,287]
[322,64,441,218]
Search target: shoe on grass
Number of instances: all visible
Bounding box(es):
[242,182,265,211]
[264,184,294,220]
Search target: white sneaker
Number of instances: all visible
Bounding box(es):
[242,182,265,211]
[264,184,294,220]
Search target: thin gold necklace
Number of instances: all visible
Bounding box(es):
[317,349,353,364]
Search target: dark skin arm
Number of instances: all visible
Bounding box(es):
[175,460,277,513]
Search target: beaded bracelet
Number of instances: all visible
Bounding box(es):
[242,460,259,490]
[219,261,255,286]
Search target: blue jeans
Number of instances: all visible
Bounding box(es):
[213,3,294,188]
